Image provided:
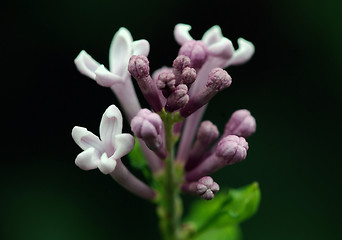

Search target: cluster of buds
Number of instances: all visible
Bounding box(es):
[72,24,256,201]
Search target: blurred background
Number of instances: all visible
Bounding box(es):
[2,0,342,239]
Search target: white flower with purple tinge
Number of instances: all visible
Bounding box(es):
[72,105,134,174]
[74,27,150,121]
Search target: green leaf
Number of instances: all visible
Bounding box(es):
[191,224,242,240]
[127,138,152,181]
[184,182,261,234]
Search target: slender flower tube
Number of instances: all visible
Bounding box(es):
[186,121,219,171]
[182,176,220,200]
[223,109,256,138]
[111,159,156,200]
[180,68,232,118]
[186,135,248,181]
[128,55,163,112]
[175,24,254,163]
[74,27,149,121]
[131,109,167,159]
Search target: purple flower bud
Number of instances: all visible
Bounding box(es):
[128,55,163,112]
[128,55,150,79]
[224,109,256,138]
[157,72,176,98]
[165,84,189,112]
[216,135,248,165]
[182,176,220,200]
[186,135,248,181]
[207,68,232,91]
[186,121,219,171]
[131,109,166,159]
[180,68,232,118]
[196,120,219,146]
[173,55,191,85]
[178,40,208,70]
[181,67,197,87]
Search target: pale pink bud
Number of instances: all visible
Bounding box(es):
[180,68,232,118]
[165,84,189,112]
[224,109,256,138]
[182,176,220,200]
[173,55,191,85]
[181,67,197,87]
[128,55,150,79]
[131,109,166,158]
[128,55,163,112]
[186,135,248,181]
[186,121,219,171]
[179,40,208,70]
[157,72,176,98]
[216,135,248,165]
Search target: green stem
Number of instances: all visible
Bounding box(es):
[158,111,183,240]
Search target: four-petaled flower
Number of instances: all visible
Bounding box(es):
[72,105,134,174]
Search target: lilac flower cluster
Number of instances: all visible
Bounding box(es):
[72,24,256,201]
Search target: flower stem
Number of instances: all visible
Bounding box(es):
[157,110,183,240]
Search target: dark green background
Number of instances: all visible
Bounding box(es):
[2,0,342,239]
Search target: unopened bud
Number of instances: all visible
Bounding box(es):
[173,55,191,84]
[181,67,197,87]
[180,68,232,118]
[128,55,163,112]
[186,135,248,181]
[157,72,176,98]
[178,40,208,70]
[131,109,166,158]
[216,135,248,165]
[182,176,220,200]
[128,55,150,79]
[165,84,189,112]
[224,109,256,138]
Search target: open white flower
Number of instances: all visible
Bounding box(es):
[75,27,149,87]
[72,105,134,174]
[174,23,255,68]
[74,27,150,121]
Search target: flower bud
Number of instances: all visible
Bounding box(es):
[180,68,232,118]
[157,72,176,98]
[131,109,166,158]
[128,55,150,79]
[182,176,220,200]
[165,84,189,112]
[224,109,256,138]
[186,121,219,171]
[207,68,232,91]
[173,55,191,84]
[128,55,163,112]
[186,135,248,181]
[179,40,208,70]
[181,67,197,87]
[216,135,248,165]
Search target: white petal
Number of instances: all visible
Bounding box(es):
[227,38,255,66]
[201,25,223,46]
[98,153,117,174]
[99,105,123,146]
[75,148,100,170]
[94,65,124,87]
[207,37,234,59]
[109,27,133,77]
[174,24,193,45]
[112,134,135,160]
[132,40,150,57]
[72,126,103,151]
[74,50,101,80]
